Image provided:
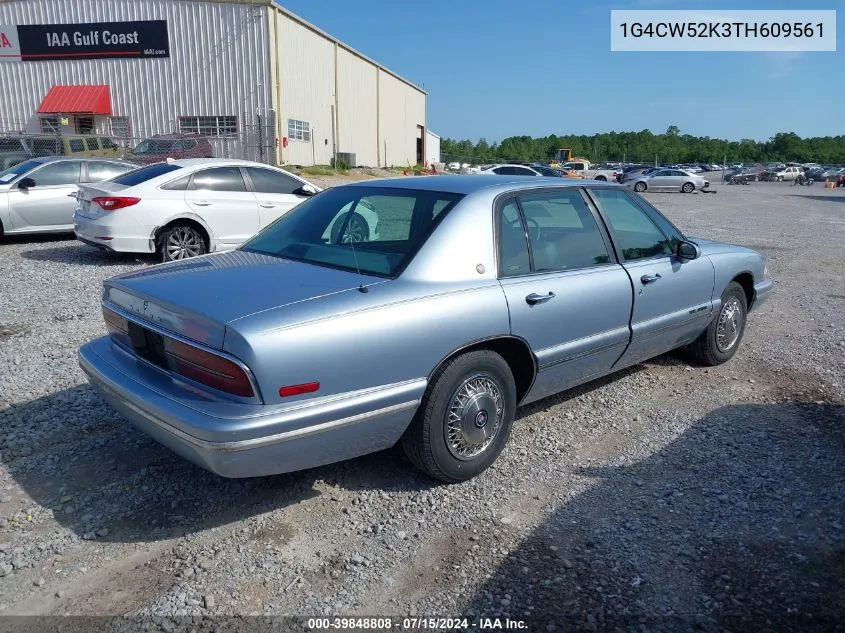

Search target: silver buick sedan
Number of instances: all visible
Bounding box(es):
[79,176,772,483]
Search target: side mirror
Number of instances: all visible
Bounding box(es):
[294,184,317,197]
[676,240,700,260]
[17,177,36,190]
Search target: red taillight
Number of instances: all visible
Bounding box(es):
[102,306,131,347]
[92,196,141,211]
[279,382,320,397]
[164,339,254,398]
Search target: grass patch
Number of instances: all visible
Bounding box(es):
[297,165,348,177]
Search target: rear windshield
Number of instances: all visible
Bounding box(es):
[0,159,41,183]
[241,186,464,278]
[110,163,182,186]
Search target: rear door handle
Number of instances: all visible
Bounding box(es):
[259,202,276,208]
[526,292,555,305]
[640,273,662,284]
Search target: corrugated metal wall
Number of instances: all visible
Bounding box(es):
[272,11,334,166]
[272,6,426,167]
[378,69,426,167]
[0,0,272,160]
[336,48,377,168]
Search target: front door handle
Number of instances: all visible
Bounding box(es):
[259,202,276,208]
[526,292,555,305]
[193,201,212,207]
[640,273,662,284]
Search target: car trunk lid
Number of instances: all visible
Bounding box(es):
[76,182,133,220]
[103,251,385,349]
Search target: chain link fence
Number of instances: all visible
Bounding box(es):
[0,114,280,166]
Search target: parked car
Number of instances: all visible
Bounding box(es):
[559,160,618,182]
[620,167,663,183]
[724,168,759,183]
[627,168,708,193]
[0,156,135,238]
[1,134,123,159]
[761,166,803,182]
[126,134,215,165]
[73,159,343,262]
[531,165,567,177]
[78,176,772,483]
[478,164,545,176]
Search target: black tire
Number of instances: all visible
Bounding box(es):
[159,224,207,262]
[402,350,517,483]
[777,176,783,182]
[688,281,748,366]
[331,212,369,244]
[634,182,647,192]
[682,182,695,193]
[595,175,607,181]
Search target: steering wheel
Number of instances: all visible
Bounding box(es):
[509,216,541,242]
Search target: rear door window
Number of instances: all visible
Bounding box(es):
[517,190,611,271]
[87,161,131,182]
[84,138,99,151]
[69,139,85,153]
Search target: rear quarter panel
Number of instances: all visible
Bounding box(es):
[223,280,512,406]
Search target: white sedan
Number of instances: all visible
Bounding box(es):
[73,159,378,261]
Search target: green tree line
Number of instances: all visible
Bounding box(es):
[440,127,845,165]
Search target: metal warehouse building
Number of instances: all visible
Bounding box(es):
[0,0,430,167]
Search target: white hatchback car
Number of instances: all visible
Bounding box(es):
[73,159,379,261]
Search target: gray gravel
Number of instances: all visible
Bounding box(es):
[0,178,843,632]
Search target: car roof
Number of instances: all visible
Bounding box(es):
[344,174,622,195]
[171,158,279,168]
[14,155,131,164]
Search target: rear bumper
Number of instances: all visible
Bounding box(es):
[78,337,423,478]
[751,279,773,311]
[73,212,155,254]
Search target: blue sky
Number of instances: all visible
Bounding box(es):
[278,0,843,143]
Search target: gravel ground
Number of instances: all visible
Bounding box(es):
[0,176,843,632]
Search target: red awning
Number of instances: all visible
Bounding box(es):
[37,85,112,115]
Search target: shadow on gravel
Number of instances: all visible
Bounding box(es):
[0,233,72,245]
[19,245,154,266]
[0,385,440,544]
[785,193,845,204]
[464,401,845,632]
[1,359,657,545]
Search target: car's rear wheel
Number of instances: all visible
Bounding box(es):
[634,182,647,192]
[687,281,748,366]
[682,182,695,193]
[594,175,607,181]
[160,224,207,262]
[402,350,517,483]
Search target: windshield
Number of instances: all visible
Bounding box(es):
[241,186,465,278]
[0,159,41,184]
